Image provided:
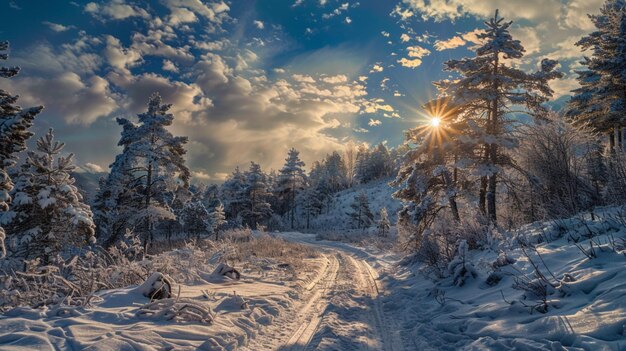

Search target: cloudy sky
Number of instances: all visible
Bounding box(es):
[0,0,603,182]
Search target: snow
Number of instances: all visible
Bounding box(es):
[1,209,625,350]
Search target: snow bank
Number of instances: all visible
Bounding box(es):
[382,208,626,350]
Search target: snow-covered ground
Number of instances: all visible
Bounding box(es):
[1,210,625,350]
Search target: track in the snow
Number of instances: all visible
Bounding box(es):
[279,243,404,351]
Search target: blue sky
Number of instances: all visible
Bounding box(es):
[0,0,602,182]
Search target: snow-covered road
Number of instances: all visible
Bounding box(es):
[261,232,405,351]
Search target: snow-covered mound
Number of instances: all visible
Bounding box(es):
[312,177,402,231]
[383,209,626,350]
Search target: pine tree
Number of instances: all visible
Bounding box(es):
[179,200,210,238]
[240,162,272,229]
[347,192,374,230]
[377,207,390,237]
[94,93,190,249]
[276,148,307,228]
[210,202,227,240]
[2,129,95,262]
[0,41,43,258]
[298,187,322,230]
[567,0,626,151]
[434,10,562,221]
[221,167,247,225]
[355,143,370,183]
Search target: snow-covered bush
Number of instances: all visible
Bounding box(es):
[447,240,477,287]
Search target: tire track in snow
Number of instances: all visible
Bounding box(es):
[354,257,405,351]
[281,252,340,351]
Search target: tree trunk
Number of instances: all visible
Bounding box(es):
[487,51,499,223]
[609,131,616,154]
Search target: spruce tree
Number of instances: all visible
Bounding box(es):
[221,167,247,226]
[210,202,227,240]
[94,93,190,250]
[276,148,307,228]
[0,41,43,258]
[378,207,390,237]
[347,192,374,230]
[567,0,626,151]
[241,162,272,229]
[3,129,95,262]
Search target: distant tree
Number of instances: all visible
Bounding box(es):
[2,129,95,263]
[355,143,370,183]
[210,202,227,240]
[378,207,390,237]
[240,162,272,229]
[221,167,247,225]
[298,187,323,229]
[179,201,210,238]
[347,192,374,230]
[344,140,357,186]
[324,151,348,192]
[0,41,43,258]
[276,148,307,228]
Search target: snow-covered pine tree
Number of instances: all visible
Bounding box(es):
[95,93,190,250]
[0,41,43,258]
[240,162,272,229]
[276,148,307,228]
[179,200,210,238]
[434,10,562,221]
[567,0,626,152]
[378,207,390,237]
[298,187,322,229]
[221,166,247,226]
[347,192,374,230]
[355,143,370,184]
[391,126,460,238]
[323,151,348,192]
[209,202,226,240]
[202,184,221,212]
[92,122,140,247]
[2,129,95,263]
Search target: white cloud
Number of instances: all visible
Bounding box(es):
[434,35,465,51]
[1,73,118,125]
[370,63,384,73]
[167,7,198,26]
[368,118,382,126]
[162,59,179,73]
[397,57,423,68]
[42,21,74,32]
[85,0,150,21]
[407,45,430,58]
[253,20,264,29]
[400,33,410,42]
[83,163,105,173]
[321,74,348,84]
[434,29,484,51]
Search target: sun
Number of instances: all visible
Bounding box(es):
[430,117,441,128]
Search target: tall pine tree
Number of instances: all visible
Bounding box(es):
[433,10,562,221]
[2,129,95,262]
[276,148,307,228]
[0,41,43,258]
[567,0,626,151]
[94,93,190,250]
